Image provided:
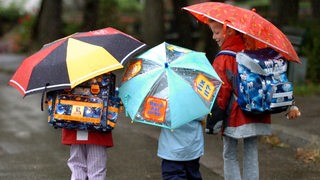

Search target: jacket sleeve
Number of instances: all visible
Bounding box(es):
[212,55,235,112]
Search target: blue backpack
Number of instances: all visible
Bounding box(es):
[217,48,293,114]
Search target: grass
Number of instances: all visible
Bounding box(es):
[293,83,320,96]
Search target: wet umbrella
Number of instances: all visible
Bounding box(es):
[182,2,300,63]
[9,27,146,97]
[119,42,222,129]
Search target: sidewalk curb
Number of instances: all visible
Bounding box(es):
[272,124,320,148]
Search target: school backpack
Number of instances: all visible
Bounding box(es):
[217,47,294,114]
[46,72,122,132]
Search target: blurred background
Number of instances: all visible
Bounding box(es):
[0,0,319,95]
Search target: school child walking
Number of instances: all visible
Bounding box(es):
[157,118,204,180]
[62,129,113,180]
[59,73,121,180]
[207,19,272,180]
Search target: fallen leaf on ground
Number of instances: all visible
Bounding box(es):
[260,134,290,148]
[295,147,320,163]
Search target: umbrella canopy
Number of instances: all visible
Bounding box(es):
[9,27,146,97]
[182,2,300,63]
[119,42,222,129]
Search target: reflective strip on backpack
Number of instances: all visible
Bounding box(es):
[215,50,237,57]
[270,101,293,108]
[272,91,293,98]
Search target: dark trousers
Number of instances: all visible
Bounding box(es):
[161,158,202,180]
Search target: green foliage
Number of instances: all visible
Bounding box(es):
[16,14,36,52]
[0,2,33,52]
[0,3,21,21]
[294,83,320,96]
[117,0,143,12]
[97,0,120,29]
[63,22,82,37]
[96,0,142,37]
[302,22,320,84]
[0,3,22,36]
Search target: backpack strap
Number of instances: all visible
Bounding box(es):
[215,50,237,58]
[215,50,239,98]
[215,50,239,102]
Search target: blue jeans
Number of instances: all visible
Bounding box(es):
[161,158,202,180]
[223,136,259,180]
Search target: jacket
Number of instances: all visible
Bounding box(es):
[157,119,204,161]
[212,35,271,139]
[61,129,113,147]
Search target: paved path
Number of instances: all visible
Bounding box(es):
[0,54,319,179]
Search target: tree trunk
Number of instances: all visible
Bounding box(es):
[275,0,299,26]
[141,0,164,46]
[171,0,193,48]
[32,0,63,46]
[82,0,99,31]
[311,0,320,20]
[97,0,119,29]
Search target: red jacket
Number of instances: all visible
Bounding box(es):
[212,35,271,138]
[61,129,113,147]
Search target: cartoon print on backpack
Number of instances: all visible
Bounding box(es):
[46,72,122,132]
[217,47,294,114]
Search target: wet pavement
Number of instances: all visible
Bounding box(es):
[0,54,221,180]
[0,54,319,179]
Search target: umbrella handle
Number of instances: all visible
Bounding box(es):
[122,95,130,117]
[41,83,50,111]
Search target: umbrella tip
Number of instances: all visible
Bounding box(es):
[164,62,169,68]
[251,8,256,13]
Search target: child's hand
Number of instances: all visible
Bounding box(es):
[286,105,301,120]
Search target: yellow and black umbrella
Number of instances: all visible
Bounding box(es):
[9,27,146,97]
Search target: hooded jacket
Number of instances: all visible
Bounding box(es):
[212,34,271,139]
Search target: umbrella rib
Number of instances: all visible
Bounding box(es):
[9,80,26,94]
[9,79,71,95]
[120,44,147,64]
[26,84,71,94]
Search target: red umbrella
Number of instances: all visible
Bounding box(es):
[182,2,300,63]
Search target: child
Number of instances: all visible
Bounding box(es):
[62,129,112,180]
[208,19,272,180]
[60,73,120,180]
[157,118,204,180]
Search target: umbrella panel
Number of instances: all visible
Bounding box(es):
[167,69,219,128]
[171,67,221,105]
[65,38,123,87]
[26,42,70,92]
[76,34,145,64]
[135,73,169,125]
[121,59,163,82]
[120,59,164,121]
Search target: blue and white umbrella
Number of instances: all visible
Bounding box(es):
[119,42,222,129]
